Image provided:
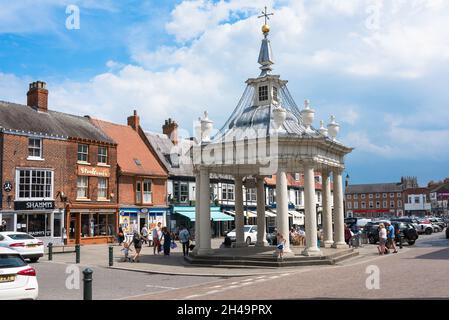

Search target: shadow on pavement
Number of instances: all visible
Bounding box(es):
[413,247,449,260]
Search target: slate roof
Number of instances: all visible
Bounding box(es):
[346,183,404,194]
[145,131,194,177]
[91,119,167,177]
[0,101,115,144]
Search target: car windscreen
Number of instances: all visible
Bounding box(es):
[6,234,35,240]
[0,254,27,268]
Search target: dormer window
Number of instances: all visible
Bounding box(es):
[273,86,278,102]
[259,85,268,102]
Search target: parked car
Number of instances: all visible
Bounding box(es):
[418,220,440,234]
[364,221,418,246]
[427,218,446,230]
[344,218,372,230]
[393,218,433,235]
[266,226,277,246]
[225,225,258,245]
[0,247,38,300]
[0,232,44,262]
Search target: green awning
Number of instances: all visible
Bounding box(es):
[173,206,233,222]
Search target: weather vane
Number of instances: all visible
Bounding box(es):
[258,6,274,26]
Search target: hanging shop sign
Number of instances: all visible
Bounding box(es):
[3,181,12,193]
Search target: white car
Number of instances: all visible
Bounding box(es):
[0,232,44,262]
[0,247,38,300]
[226,225,258,245]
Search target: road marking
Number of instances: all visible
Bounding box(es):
[184,294,201,299]
[145,285,177,290]
[206,290,220,295]
[242,278,254,282]
[212,285,222,288]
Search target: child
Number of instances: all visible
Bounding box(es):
[276,233,286,261]
[121,241,133,262]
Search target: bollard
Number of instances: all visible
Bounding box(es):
[108,246,113,267]
[82,268,93,300]
[75,244,80,264]
[48,242,53,261]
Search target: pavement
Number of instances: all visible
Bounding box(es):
[32,231,448,299]
[44,237,361,277]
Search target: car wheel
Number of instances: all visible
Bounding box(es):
[369,236,376,244]
[425,228,432,235]
[246,237,251,245]
[29,257,39,263]
[407,240,415,245]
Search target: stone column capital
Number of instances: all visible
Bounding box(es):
[332,166,345,175]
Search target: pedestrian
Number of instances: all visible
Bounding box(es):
[344,224,352,244]
[276,233,286,261]
[178,225,191,257]
[377,223,387,255]
[132,230,143,262]
[162,227,172,256]
[141,224,149,245]
[121,241,133,262]
[152,222,162,254]
[297,227,306,246]
[395,224,403,249]
[117,226,125,246]
[385,222,398,254]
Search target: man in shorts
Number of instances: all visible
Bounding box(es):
[385,222,398,254]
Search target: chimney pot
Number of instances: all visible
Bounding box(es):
[27,81,48,112]
[162,118,179,145]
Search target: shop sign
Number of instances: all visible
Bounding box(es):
[77,165,110,178]
[14,201,55,211]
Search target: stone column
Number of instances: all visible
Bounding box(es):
[302,162,321,256]
[192,171,201,254]
[276,169,291,253]
[234,175,246,247]
[256,176,268,247]
[332,168,348,249]
[322,169,334,248]
[197,167,213,255]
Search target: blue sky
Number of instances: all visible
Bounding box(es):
[1,0,449,186]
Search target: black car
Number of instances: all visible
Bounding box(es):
[365,221,418,246]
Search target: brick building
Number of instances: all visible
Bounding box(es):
[345,177,419,218]
[428,178,449,215]
[0,81,119,245]
[91,111,169,237]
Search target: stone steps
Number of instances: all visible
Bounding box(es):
[185,249,358,268]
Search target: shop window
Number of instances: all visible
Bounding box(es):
[80,213,115,237]
[17,169,53,200]
[77,176,89,199]
[347,202,352,209]
[143,180,152,203]
[98,146,108,165]
[16,213,51,237]
[295,190,302,205]
[28,138,42,158]
[98,178,108,200]
[383,201,387,208]
[78,144,89,162]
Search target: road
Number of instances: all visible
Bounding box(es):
[33,232,448,300]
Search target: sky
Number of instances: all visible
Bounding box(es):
[0,0,448,186]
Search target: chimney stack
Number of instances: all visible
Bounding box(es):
[163,118,179,145]
[27,81,48,112]
[127,110,140,131]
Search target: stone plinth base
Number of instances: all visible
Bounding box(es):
[302,247,323,257]
[332,242,349,249]
[324,240,334,248]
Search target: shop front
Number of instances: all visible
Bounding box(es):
[119,207,169,238]
[66,204,118,245]
[0,200,65,245]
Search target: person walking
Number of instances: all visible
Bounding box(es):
[152,222,162,254]
[117,226,125,246]
[377,223,387,255]
[344,224,352,245]
[385,222,398,254]
[178,226,191,257]
[141,224,149,245]
[132,231,143,262]
[162,227,172,256]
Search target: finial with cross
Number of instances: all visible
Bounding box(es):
[258,6,274,26]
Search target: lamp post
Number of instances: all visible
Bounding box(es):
[344,174,350,218]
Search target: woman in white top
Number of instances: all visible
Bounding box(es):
[377,223,387,255]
